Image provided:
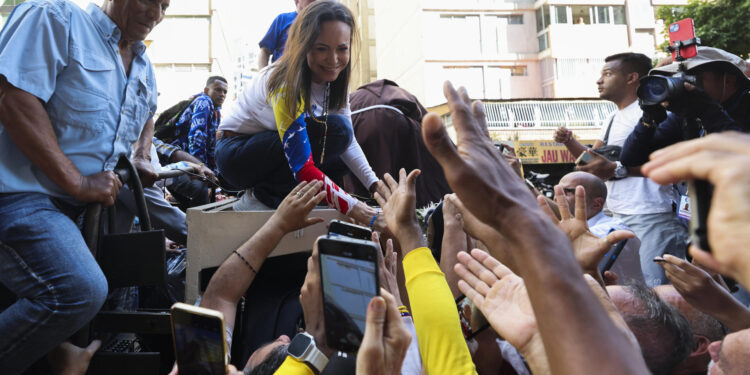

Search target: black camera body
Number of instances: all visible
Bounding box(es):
[636,72,697,106]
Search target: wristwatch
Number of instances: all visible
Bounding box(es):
[613,161,627,179]
[287,332,329,373]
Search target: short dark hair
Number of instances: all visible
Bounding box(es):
[246,344,288,375]
[605,53,653,78]
[622,282,695,375]
[206,76,227,86]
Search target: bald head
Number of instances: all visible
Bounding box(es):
[559,171,608,218]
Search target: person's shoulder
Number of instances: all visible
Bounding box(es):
[278,11,297,23]
[12,0,79,23]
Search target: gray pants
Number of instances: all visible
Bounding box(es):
[615,212,688,287]
[115,184,188,245]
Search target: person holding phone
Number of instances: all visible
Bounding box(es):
[197,181,326,374]
[216,1,385,231]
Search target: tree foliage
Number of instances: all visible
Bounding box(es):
[656,0,750,58]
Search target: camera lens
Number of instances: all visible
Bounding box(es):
[638,77,669,105]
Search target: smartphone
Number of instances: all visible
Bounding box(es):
[575,150,594,166]
[328,220,373,241]
[668,18,698,60]
[170,302,228,375]
[317,235,379,353]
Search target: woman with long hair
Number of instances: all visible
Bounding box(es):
[216,1,383,228]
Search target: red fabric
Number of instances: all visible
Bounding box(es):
[297,154,356,214]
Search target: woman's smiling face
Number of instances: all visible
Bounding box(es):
[306,20,351,84]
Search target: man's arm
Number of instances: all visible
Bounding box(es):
[133,117,158,187]
[259,47,272,69]
[0,78,121,205]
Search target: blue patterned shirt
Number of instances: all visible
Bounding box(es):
[171,93,220,171]
[0,1,157,198]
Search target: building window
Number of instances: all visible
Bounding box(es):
[595,6,609,24]
[508,14,523,24]
[613,6,626,24]
[552,5,568,24]
[571,5,591,24]
[535,5,549,32]
[538,32,549,51]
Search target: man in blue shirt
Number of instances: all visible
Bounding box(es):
[258,0,317,69]
[0,0,167,372]
[166,76,225,208]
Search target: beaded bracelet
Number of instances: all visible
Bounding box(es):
[233,250,258,275]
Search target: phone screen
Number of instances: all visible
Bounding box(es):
[319,244,378,353]
[328,220,373,241]
[172,311,226,375]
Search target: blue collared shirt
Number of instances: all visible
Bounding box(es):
[0,0,157,198]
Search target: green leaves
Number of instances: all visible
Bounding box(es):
[657,0,750,58]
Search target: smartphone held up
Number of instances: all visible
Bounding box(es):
[317,235,379,353]
[170,303,228,375]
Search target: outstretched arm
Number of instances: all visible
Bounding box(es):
[421,81,649,375]
[200,181,325,328]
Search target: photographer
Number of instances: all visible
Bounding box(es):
[555,53,687,287]
[621,47,750,167]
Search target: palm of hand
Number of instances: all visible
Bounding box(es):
[482,274,538,351]
[569,229,610,271]
[382,185,417,231]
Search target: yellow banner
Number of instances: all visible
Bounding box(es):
[513,140,595,164]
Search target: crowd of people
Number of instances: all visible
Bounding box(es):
[1,0,750,374]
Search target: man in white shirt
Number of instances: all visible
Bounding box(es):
[554,53,688,286]
[558,171,643,284]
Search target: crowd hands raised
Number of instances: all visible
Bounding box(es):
[184,81,750,375]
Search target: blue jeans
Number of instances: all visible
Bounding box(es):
[0,193,108,374]
[216,114,353,207]
[615,211,689,287]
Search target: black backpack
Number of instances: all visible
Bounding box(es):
[154,99,192,144]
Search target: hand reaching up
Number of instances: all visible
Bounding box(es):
[454,249,549,375]
[374,169,424,254]
[538,185,633,279]
[656,254,750,332]
[356,289,412,375]
[269,180,326,234]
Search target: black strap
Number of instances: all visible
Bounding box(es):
[602,116,615,146]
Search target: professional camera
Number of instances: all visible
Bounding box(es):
[637,73,696,106]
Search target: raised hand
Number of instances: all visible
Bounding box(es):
[268,180,326,234]
[374,232,402,305]
[538,185,633,277]
[374,168,424,254]
[656,254,750,332]
[300,239,335,357]
[422,82,540,231]
[444,194,515,272]
[454,249,549,375]
[642,132,750,288]
[356,289,412,375]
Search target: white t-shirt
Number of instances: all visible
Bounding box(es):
[600,100,677,215]
[220,66,378,190]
